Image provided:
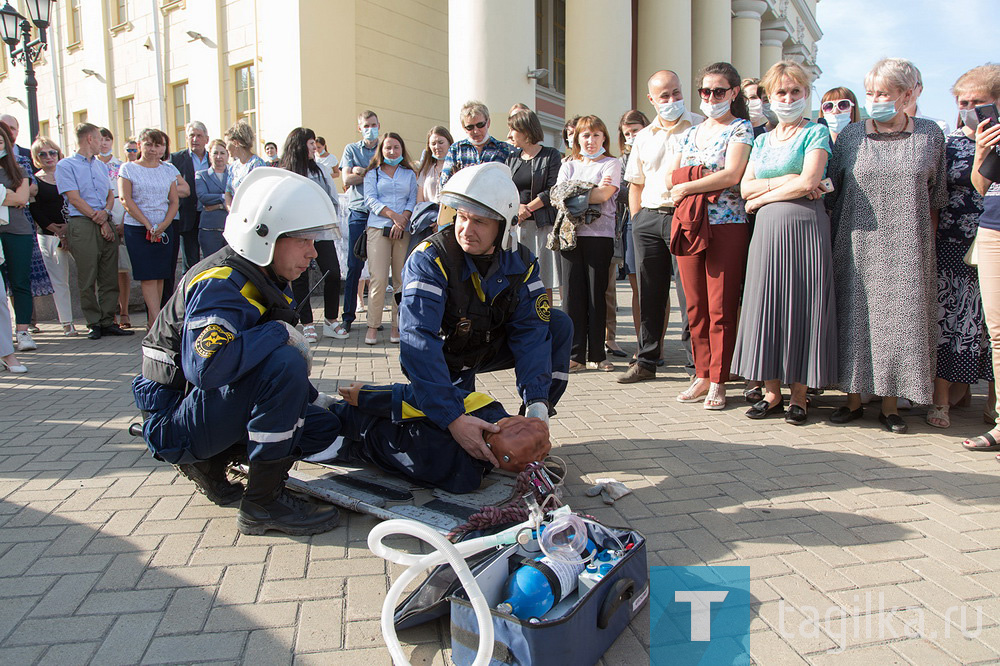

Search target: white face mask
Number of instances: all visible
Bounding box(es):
[748,98,765,122]
[771,97,808,123]
[961,108,980,129]
[824,112,851,134]
[624,135,635,147]
[700,99,731,119]
[656,100,685,122]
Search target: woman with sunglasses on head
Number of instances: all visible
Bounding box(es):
[819,88,860,143]
[827,58,947,434]
[667,62,754,410]
[732,61,836,424]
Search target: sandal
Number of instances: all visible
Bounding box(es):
[118,315,131,329]
[963,430,1000,451]
[364,328,378,345]
[704,383,726,410]
[593,360,614,372]
[569,361,586,373]
[677,378,709,403]
[926,404,950,429]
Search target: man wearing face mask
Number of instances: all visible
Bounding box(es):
[399,163,571,466]
[618,70,703,384]
[339,111,381,333]
[440,101,512,188]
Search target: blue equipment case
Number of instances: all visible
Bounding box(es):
[448,522,647,666]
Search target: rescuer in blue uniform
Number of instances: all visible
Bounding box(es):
[398,163,571,469]
[131,168,343,536]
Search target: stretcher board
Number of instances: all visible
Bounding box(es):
[281,460,522,535]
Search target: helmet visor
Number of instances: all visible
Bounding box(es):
[439,192,503,221]
[282,222,336,240]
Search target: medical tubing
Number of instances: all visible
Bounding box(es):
[368,519,530,666]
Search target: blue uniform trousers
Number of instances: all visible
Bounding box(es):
[136,346,341,465]
[452,308,572,411]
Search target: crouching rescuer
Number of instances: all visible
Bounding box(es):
[131,167,344,536]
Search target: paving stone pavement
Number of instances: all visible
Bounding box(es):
[3,283,1000,665]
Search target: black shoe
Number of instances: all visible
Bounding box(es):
[604,344,629,358]
[175,451,245,506]
[785,404,808,425]
[656,359,666,367]
[100,323,135,336]
[879,412,908,434]
[743,386,764,404]
[830,405,864,424]
[237,458,340,536]
[87,326,102,340]
[746,398,784,419]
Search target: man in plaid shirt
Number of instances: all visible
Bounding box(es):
[440,100,512,189]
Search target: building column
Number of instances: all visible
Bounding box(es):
[731,1,766,80]
[759,25,789,77]
[448,0,535,140]
[635,0,691,106]
[691,0,731,81]
[565,0,631,127]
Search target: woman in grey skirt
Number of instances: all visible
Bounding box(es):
[732,61,836,425]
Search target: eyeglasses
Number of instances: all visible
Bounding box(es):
[698,87,731,101]
[126,148,138,153]
[821,99,854,114]
[37,150,59,158]
[464,120,488,131]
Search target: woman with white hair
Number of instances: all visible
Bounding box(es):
[827,57,948,434]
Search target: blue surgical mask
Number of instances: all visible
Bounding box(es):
[657,100,685,122]
[362,126,378,142]
[824,112,851,134]
[0,150,7,159]
[384,155,403,166]
[580,147,606,160]
[866,99,898,123]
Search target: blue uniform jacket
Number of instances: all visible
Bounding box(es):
[134,264,298,411]
[399,240,550,430]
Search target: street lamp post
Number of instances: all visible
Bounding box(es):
[0,1,55,142]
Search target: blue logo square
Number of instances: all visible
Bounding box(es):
[649,566,758,665]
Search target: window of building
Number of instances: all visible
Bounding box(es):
[38,120,49,138]
[67,0,82,46]
[112,0,128,26]
[534,0,565,94]
[73,109,88,127]
[234,63,256,135]
[120,97,134,143]
[171,82,189,150]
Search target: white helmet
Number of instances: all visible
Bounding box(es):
[439,162,519,251]
[223,167,339,266]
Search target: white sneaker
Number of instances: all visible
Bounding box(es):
[323,320,349,340]
[302,324,318,343]
[15,331,37,351]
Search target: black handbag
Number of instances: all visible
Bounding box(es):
[353,231,367,261]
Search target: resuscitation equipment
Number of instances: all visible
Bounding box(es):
[369,499,641,666]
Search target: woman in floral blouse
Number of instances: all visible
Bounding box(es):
[667,61,754,410]
[933,65,996,431]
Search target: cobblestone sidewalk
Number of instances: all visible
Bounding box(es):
[3,284,1000,664]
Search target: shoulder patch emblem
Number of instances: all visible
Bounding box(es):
[535,293,551,322]
[194,324,234,358]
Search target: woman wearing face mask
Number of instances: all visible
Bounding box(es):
[819,88,860,143]
[731,61,835,424]
[506,110,561,302]
[934,65,999,438]
[827,57,947,434]
[555,115,621,372]
[562,116,580,161]
[668,62,754,410]
[743,78,774,137]
[416,126,453,205]
[363,132,415,346]
[614,110,651,355]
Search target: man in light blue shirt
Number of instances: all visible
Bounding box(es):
[337,110,380,334]
[55,122,130,340]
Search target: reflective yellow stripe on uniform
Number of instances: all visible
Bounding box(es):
[411,241,448,280]
[186,266,233,293]
[240,281,267,315]
[470,273,486,302]
[401,392,496,420]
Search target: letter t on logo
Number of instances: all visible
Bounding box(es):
[675,590,729,641]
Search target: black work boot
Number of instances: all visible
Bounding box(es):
[175,445,245,506]
[237,458,340,536]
